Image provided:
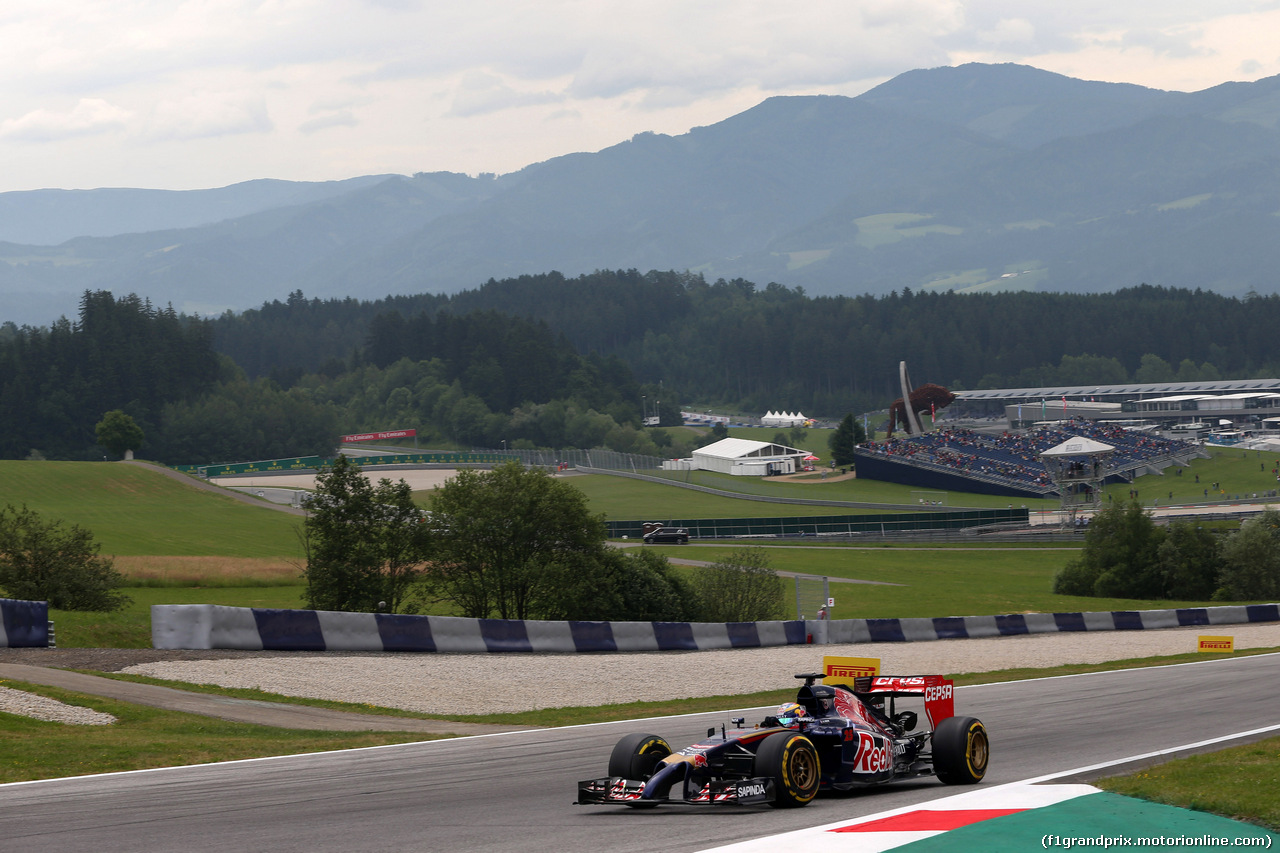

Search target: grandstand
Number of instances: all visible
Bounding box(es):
[854,419,1205,498]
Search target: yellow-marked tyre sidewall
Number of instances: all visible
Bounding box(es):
[757,732,820,807]
[933,716,988,784]
[608,733,672,780]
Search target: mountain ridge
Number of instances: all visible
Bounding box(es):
[3,62,1279,326]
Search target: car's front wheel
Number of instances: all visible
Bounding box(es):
[932,716,989,784]
[755,732,820,807]
[608,732,672,781]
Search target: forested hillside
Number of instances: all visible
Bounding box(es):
[216,272,1280,418]
[0,292,222,460]
[5,277,1280,464]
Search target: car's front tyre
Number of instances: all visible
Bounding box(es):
[608,732,672,780]
[755,732,820,807]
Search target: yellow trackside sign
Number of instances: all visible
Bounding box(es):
[1198,635,1234,653]
[822,656,880,682]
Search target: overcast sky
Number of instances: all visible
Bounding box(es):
[3,0,1278,193]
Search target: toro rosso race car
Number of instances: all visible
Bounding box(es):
[577,672,987,808]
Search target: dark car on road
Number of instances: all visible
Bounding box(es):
[642,522,690,544]
[577,672,988,808]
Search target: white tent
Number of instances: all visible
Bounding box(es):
[761,410,808,427]
[692,438,806,476]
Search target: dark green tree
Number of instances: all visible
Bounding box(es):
[540,547,698,621]
[1216,510,1280,601]
[691,547,785,622]
[0,504,130,611]
[1156,522,1222,600]
[828,413,866,467]
[301,455,431,613]
[95,410,145,458]
[423,461,608,619]
[1054,500,1166,598]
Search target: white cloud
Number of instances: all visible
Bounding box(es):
[2,0,1280,189]
[976,18,1038,47]
[143,93,273,141]
[298,110,358,133]
[0,98,132,141]
[448,71,563,118]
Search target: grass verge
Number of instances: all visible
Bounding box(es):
[0,681,437,785]
[1098,737,1280,832]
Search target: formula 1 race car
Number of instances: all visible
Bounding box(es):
[576,672,988,808]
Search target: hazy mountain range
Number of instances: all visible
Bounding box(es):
[3,62,1280,327]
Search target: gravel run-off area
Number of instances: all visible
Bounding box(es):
[3,624,1276,723]
[107,624,1280,716]
[0,685,117,725]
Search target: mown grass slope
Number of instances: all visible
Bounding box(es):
[0,460,302,558]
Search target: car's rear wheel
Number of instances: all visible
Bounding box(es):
[932,716,988,784]
[608,733,672,781]
[755,732,820,807]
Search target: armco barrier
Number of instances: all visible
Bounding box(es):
[152,602,1280,652]
[1,598,50,648]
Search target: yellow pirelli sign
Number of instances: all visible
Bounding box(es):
[821,656,881,682]
[1198,635,1234,653]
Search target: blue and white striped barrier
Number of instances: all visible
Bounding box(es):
[0,598,50,648]
[151,602,1280,652]
[821,603,1280,644]
[150,605,809,652]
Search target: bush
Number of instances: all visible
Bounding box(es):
[540,548,698,622]
[0,504,129,612]
[1054,500,1165,598]
[691,547,785,622]
[1054,500,1223,601]
[1216,510,1280,601]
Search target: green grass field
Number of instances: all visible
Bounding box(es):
[0,461,302,557]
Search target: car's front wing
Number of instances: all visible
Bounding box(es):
[576,776,776,806]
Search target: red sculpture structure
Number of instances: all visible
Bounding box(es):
[887,383,956,437]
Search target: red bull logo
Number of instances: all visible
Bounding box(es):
[854,731,892,774]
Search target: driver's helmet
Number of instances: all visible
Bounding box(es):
[774,702,807,728]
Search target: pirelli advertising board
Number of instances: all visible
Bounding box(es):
[1198,635,1234,653]
[821,656,881,682]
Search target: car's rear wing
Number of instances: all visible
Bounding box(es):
[849,675,955,729]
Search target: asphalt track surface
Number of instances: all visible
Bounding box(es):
[1,653,1277,853]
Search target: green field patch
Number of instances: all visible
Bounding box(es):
[1156,193,1213,211]
[853,213,963,248]
[783,248,832,270]
[0,461,303,558]
[921,269,993,290]
[654,543,1242,620]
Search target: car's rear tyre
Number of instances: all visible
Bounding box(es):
[932,716,988,784]
[608,733,672,781]
[755,732,820,807]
